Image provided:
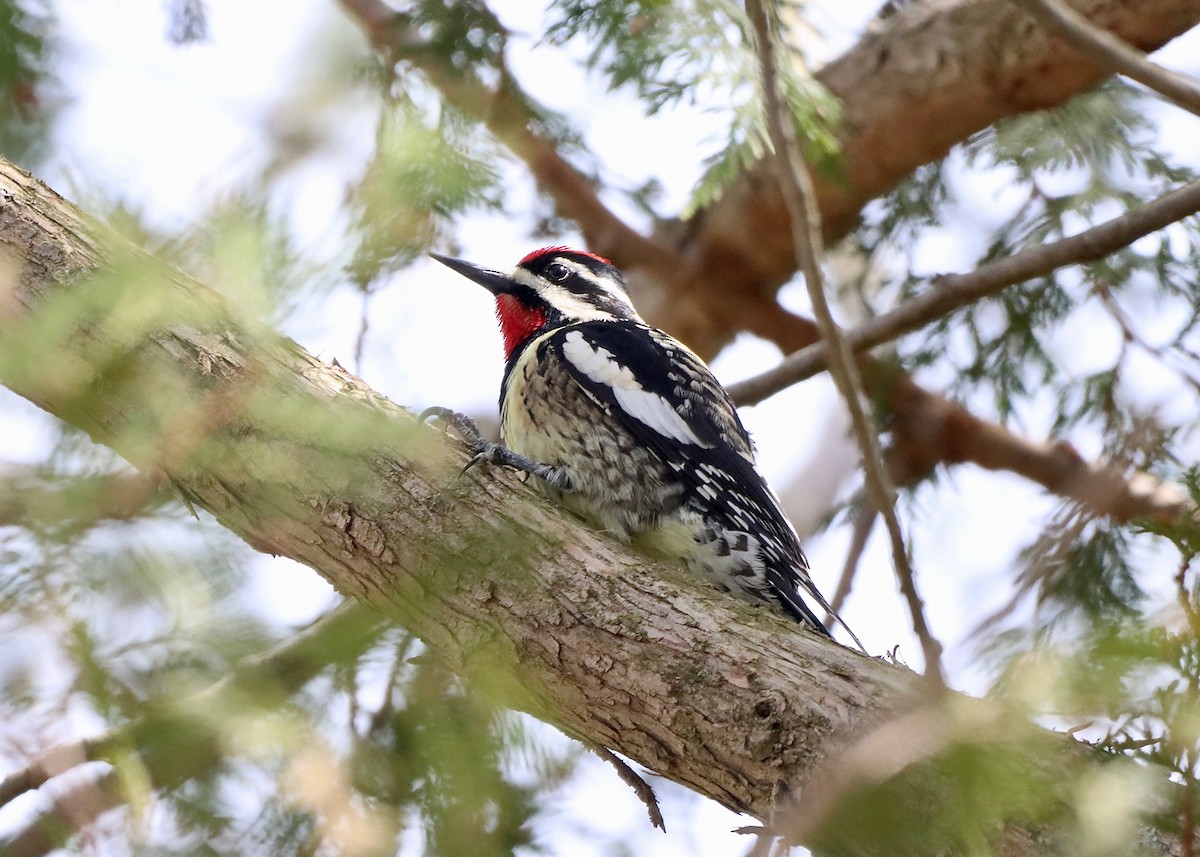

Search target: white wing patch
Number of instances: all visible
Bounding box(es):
[562,330,713,448]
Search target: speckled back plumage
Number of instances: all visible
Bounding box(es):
[501,319,829,632]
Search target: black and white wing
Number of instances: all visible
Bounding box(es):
[547,319,832,632]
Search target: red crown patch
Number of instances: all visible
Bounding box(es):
[518,245,612,266]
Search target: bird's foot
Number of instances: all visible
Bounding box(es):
[420,407,573,490]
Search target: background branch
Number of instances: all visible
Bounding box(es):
[0,463,167,527]
[1009,0,1200,116]
[748,301,1192,526]
[728,178,1200,403]
[1,769,124,857]
[0,599,386,840]
[828,503,878,622]
[655,0,1200,358]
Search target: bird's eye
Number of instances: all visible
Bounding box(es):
[546,262,570,283]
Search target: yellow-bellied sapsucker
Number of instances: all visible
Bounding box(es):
[427,246,852,640]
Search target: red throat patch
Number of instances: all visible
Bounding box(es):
[494,294,546,359]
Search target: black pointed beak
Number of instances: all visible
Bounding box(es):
[429,253,515,296]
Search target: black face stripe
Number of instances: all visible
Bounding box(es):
[545,262,571,283]
[521,251,629,296]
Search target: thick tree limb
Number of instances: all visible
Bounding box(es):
[1009,0,1200,116]
[664,0,1200,356]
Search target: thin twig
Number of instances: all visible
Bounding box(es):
[1176,553,1200,637]
[1008,0,1200,118]
[742,294,1193,529]
[729,178,1200,405]
[0,768,123,857]
[0,741,96,808]
[1106,735,1164,753]
[353,285,374,376]
[364,633,416,739]
[1094,282,1200,397]
[0,465,168,528]
[826,502,878,625]
[591,745,665,831]
[770,835,793,857]
[741,829,776,857]
[1185,767,1197,857]
[745,0,944,685]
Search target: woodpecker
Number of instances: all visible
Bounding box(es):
[426,246,855,641]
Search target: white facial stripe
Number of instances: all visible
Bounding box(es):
[562,330,712,448]
[510,259,640,321]
[510,266,609,321]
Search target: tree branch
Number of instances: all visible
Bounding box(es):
[728,178,1200,403]
[721,176,1200,530]
[0,462,167,528]
[828,503,877,622]
[0,599,387,850]
[591,746,665,832]
[1009,0,1200,117]
[0,153,921,828]
[737,301,1193,527]
[0,741,96,811]
[0,768,124,857]
[657,0,1200,357]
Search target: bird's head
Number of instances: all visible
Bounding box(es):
[431,246,640,359]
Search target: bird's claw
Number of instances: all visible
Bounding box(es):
[420,404,569,489]
[462,443,504,475]
[418,405,455,424]
[421,406,500,476]
[421,406,486,446]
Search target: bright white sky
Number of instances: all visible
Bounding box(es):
[4,0,1200,854]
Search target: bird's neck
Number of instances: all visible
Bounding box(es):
[494,294,548,360]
